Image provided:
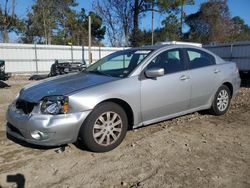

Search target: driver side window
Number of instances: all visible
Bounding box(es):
[147,49,184,74]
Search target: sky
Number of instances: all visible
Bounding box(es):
[3,0,250,44]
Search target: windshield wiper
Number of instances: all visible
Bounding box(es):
[88,70,112,77]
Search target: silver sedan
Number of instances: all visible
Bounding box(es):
[6,44,241,152]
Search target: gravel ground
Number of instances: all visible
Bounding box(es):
[0,77,249,188]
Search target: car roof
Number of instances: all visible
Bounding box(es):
[132,44,203,51]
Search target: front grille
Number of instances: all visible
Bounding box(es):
[16,100,36,114]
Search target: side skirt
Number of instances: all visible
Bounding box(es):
[132,105,211,129]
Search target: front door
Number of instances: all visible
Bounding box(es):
[141,49,191,123]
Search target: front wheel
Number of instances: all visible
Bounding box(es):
[79,102,128,152]
[209,85,231,115]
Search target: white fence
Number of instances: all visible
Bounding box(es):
[0,43,125,74]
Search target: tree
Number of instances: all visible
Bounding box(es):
[30,0,78,44]
[0,0,23,43]
[158,0,194,34]
[94,0,193,47]
[130,0,194,47]
[229,16,250,41]
[185,11,209,42]
[20,12,42,43]
[161,13,181,40]
[94,0,133,46]
[185,0,233,43]
[53,9,106,45]
[21,1,106,45]
[133,13,181,46]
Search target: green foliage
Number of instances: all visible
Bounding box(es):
[2,0,250,46]
[53,9,105,45]
[134,13,181,46]
[185,0,234,43]
[228,16,250,41]
[161,13,181,40]
[157,0,194,12]
[185,0,250,44]
[185,10,209,42]
[0,1,24,42]
[20,0,78,44]
[129,0,194,47]
[21,0,105,45]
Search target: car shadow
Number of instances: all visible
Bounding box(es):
[29,74,48,80]
[240,73,250,88]
[241,78,250,88]
[73,139,88,151]
[0,81,10,88]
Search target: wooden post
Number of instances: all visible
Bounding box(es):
[88,16,92,64]
[151,0,154,45]
[34,43,38,73]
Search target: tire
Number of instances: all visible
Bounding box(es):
[79,102,128,152]
[209,85,231,115]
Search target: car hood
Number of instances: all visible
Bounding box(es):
[19,73,119,103]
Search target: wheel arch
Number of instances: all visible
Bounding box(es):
[96,98,134,130]
[222,82,233,98]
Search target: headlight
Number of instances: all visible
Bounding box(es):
[40,96,69,115]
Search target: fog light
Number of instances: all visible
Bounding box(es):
[31,131,46,140]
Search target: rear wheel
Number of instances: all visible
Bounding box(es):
[209,85,231,115]
[79,102,128,152]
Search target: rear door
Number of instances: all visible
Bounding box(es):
[184,48,220,109]
[140,48,191,123]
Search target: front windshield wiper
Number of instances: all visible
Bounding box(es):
[87,70,112,77]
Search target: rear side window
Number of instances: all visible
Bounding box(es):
[148,49,185,74]
[186,49,216,69]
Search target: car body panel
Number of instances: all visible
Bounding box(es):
[6,101,91,145]
[19,73,119,103]
[141,70,191,122]
[69,76,142,124]
[188,65,220,109]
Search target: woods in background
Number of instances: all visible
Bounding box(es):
[0,0,250,46]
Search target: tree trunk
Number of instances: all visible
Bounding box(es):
[131,0,140,47]
[42,9,48,44]
[3,0,9,43]
[47,28,52,45]
[123,20,129,46]
[2,28,9,43]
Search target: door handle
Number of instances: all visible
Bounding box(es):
[179,75,189,81]
[214,69,221,74]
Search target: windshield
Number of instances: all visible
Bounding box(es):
[86,49,152,78]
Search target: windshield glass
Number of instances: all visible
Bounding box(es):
[86,49,152,78]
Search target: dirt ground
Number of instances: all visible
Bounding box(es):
[0,76,249,188]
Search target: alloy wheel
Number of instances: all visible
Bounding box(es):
[216,89,229,112]
[92,111,123,146]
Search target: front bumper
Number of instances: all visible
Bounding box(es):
[6,105,91,146]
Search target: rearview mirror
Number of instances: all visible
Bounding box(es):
[145,68,164,78]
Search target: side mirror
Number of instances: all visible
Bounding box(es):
[145,68,164,78]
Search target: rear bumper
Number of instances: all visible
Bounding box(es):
[233,76,241,97]
[6,104,91,146]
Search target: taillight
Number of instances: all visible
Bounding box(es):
[235,65,239,74]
